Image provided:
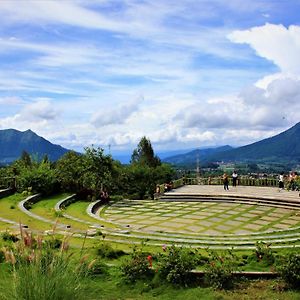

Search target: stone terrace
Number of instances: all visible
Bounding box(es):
[103,185,300,237]
[167,185,300,202]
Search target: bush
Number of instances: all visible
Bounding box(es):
[80,259,108,277]
[110,195,123,202]
[204,249,238,290]
[248,241,275,266]
[96,242,125,259]
[158,245,196,286]
[120,247,154,283]
[277,253,300,289]
[45,238,62,249]
[1,231,19,242]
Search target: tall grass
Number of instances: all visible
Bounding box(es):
[0,226,89,300]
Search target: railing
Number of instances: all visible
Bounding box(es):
[158,177,279,192]
[194,177,278,187]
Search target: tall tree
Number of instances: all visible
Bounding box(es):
[20,150,32,167]
[131,136,161,168]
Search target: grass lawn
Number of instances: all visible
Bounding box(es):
[0,194,51,231]
[65,200,120,228]
[30,194,91,231]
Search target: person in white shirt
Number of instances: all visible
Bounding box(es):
[232,170,238,187]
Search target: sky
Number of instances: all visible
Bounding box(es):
[1,0,300,156]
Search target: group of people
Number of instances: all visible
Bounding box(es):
[278,171,299,191]
[99,189,110,203]
[222,170,238,190]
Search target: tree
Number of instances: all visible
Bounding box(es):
[16,159,58,195]
[82,146,114,193]
[131,136,161,168]
[20,150,32,167]
[55,151,86,192]
[127,137,174,199]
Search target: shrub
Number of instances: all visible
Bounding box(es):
[204,249,238,290]
[158,245,196,286]
[110,195,123,202]
[276,253,300,289]
[96,242,125,259]
[1,231,19,243]
[80,259,108,277]
[45,237,62,249]
[120,247,154,283]
[248,241,275,266]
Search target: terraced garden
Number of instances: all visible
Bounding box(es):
[1,185,300,250]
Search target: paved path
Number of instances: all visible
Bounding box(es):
[168,185,300,202]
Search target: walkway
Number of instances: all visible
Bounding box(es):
[168,185,300,202]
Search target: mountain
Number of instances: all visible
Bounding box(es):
[208,122,300,163]
[0,129,70,164]
[163,122,300,166]
[163,145,233,165]
[112,148,197,164]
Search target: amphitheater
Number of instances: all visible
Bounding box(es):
[2,184,299,250]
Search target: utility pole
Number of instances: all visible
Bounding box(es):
[196,149,200,184]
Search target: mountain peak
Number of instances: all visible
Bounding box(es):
[0,128,70,164]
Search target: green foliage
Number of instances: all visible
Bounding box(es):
[1,231,19,242]
[131,136,161,167]
[82,146,113,192]
[54,210,64,218]
[250,242,275,266]
[55,151,86,192]
[44,237,62,249]
[0,249,4,263]
[123,162,174,199]
[96,242,126,259]
[15,160,59,195]
[277,253,300,289]
[158,245,196,286]
[20,150,32,167]
[204,249,239,290]
[0,231,88,300]
[120,247,154,283]
[80,259,108,277]
[56,147,114,197]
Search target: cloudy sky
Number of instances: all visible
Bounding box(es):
[1,0,300,155]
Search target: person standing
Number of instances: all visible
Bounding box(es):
[278,172,284,191]
[232,170,238,187]
[223,173,229,190]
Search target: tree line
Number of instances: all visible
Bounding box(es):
[0,137,174,200]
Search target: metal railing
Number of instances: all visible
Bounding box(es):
[158,176,279,193]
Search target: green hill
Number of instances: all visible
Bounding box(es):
[163,145,233,166]
[163,122,300,167]
[0,129,70,164]
[209,122,300,163]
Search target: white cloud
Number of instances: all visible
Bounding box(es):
[21,99,59,121]
[228,23,300,74]
[91,97,142,127]
[0,99,59,133]
[0,96,23,105]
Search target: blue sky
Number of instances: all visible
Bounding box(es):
[1,0,300,155]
